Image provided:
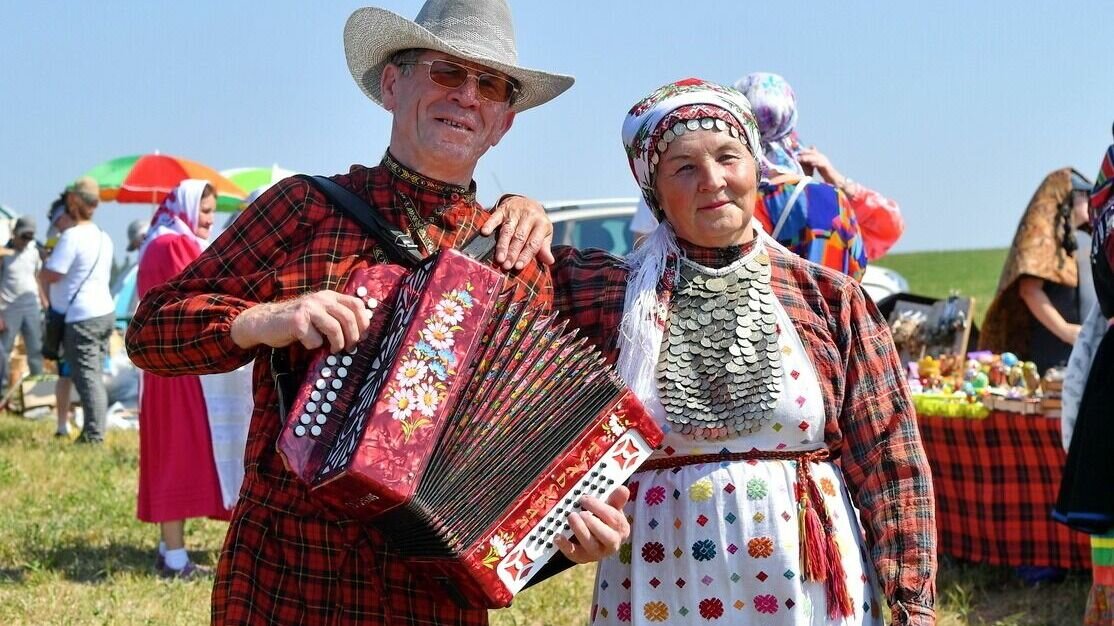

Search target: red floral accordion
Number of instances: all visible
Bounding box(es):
[276,248,663,608]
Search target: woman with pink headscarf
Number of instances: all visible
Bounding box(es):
[136,179,225,579]
[735,72,905,261]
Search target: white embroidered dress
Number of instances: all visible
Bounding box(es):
[592,244,883,625]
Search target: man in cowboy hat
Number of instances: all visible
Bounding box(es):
[127,0,630,622]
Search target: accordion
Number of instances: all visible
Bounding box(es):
[276,247,663,608]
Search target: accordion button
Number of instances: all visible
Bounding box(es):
[311,391,321,402]
[326,356,338,366]
[310,425,323,437]
[367,298,378,309]
[356,286,368,298]
[321,403,332,413]
[321,368,332,378]
[326,391,338,402]
[299,414,311,425]
[315,414,327,425]
[315,380,326,390]
[331,380,343,390]
[306,402,317,412]
[294,425,307,437]
[341,356,353,366]
[337,368,348,378]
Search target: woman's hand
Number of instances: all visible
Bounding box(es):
[230,290,373,352]
[481,195,555,270]
[553,486,631,564]
[798,146,846,188]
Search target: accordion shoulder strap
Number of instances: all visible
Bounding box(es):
[297,174,424,267]
[296,174,497,266]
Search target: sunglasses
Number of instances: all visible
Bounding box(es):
[399,59,518,104]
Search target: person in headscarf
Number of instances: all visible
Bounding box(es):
[549,78,936,625]
[1056,133,1114,626]
[733,72,905,261]
[980,168,1093,372]
[737,72,891,275]
[135,179,227,579]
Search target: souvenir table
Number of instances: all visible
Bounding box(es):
[914,409,1091,570]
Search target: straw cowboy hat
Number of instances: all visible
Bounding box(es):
[343,0,574,112]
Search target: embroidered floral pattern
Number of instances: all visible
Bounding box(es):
[616,601,632,622]
[641,542,666,563]
[642,601,669,622]
[384,286,475,440]
[747,536,774,558]
[820,477,837,497]
[691,539,717,561]
[688,478,714,502]
[745,478,769,500]
[753,594,779,614]
[698,597,725,619]
[644,485,666,506]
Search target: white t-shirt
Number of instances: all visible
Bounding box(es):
[44,223,114,323]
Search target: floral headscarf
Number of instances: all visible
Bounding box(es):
[621,78,762,219]
[733,72,803,177]
[138,179,211,261]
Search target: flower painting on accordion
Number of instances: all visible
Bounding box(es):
[483,531,515,568]
[385,285,476,441]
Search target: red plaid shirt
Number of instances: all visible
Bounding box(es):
[127,156,551,626]
[549,239,937,626]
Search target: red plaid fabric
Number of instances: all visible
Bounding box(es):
[126,155,552,626]
[551,238,937,625]
[917,410,1091,570]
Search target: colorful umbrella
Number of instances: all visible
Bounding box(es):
[83,153,246,211]
[221,165,300,208]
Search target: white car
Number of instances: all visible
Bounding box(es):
[545,198,639,256]
[544,198,908,301]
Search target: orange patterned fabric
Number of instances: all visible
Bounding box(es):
[982,168,1084,355]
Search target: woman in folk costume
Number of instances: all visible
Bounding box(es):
[1056,134,1114,625]
[980,168,1093,372]
[735,72,904,262]
[136,179,228,579]
[729,74,864,280]
[548,78,936,625]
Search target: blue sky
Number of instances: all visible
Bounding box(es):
[1,1,1111,265]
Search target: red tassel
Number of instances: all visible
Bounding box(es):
[823,530,855,619]
[812,485,854,619]
[800,496,828,582]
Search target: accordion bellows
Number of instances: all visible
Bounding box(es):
[277,249,663,607]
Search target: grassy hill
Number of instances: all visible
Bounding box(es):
[876,247,1009,325]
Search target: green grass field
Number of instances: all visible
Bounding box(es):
[876,247,1009,326]
[0,248,1093,625]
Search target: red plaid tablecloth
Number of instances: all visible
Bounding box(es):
[916,410,1091,570]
